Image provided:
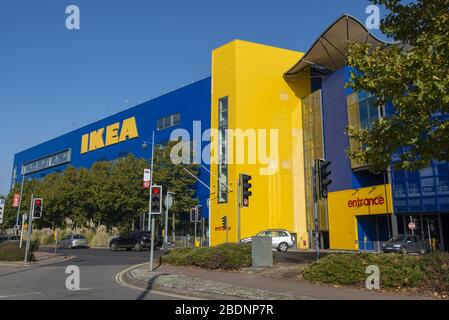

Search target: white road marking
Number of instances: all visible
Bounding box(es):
[0,292,42,298]
[115,263,202,300]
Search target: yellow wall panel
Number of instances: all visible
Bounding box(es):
[210,40,311,248]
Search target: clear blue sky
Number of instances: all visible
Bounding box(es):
[0,0,388,195]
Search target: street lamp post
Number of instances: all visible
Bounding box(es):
[15,166,27,228]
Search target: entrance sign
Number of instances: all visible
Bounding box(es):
[408,222,416,230]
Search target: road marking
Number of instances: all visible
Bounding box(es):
[0,292,42,299]
[115,263,203,300]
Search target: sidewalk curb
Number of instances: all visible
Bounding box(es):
[116,263,210,300]
[117,263,309,300]
[0,255,74,268]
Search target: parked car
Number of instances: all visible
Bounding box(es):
[241,229,295,252]
[0,235,20,243]
[58,234,88,249]
[0,235,20,244]
[382,235,428,254]
[109,231,162,252]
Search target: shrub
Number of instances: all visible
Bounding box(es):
[304,253,425,288]
[162,243,252,270]
[418,252,449,293]
[0,241,36,262]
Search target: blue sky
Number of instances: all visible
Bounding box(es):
[0,0,388,195]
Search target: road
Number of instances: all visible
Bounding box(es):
[0,247,180,300]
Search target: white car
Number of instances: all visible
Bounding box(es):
[241,229,295,252]
[58,234,88,249]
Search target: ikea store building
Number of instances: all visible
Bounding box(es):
[11,15,449,251]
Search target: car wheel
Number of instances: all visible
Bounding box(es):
[401,247,407,255]
[110,242,118,252]
[68,244,73,250]
[278,242,289,252]
[134,242,143,252]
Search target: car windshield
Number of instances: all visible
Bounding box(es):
[74,235,86,240]
[389,236,408,242]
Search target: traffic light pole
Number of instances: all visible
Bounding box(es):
[237,176,241,243]
[313,161,320,261]
[15,167,27,229]
[149,213,156,272]
[24,194,34,263]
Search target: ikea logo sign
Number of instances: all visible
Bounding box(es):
[81,117,139,154]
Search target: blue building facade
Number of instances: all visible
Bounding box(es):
[11,77,212,219]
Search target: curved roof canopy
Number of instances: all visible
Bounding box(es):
[285,14,392,77]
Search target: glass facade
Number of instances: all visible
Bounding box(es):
[218,97,229,203]
[392,160,449,213]
[302,90,328,232]
[346,91,383,169]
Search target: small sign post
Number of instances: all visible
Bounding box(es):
[143,169,151,189]
[0,199,5,225]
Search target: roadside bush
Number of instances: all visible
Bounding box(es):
[162,243,252,270]
[0,241,38,262]
[418,252,449,293]
[31,224,117,248]
[303,252,449,293]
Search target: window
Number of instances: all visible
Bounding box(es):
[157,113,181,131]
[218,97,229,203]
[302,90,328,232]
[22,149,71,175]
[346,92,384,169]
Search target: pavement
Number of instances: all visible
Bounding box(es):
[121,259,435,301]
[0,247,181,300]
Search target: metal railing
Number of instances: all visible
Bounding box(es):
[356,241,387,253]
[170,236,208,248]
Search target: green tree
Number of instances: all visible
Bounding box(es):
[152,141,201,239]
[346,0,449,171]
[2,179,41,228]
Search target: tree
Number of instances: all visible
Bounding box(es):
[346,0,449,172]
[152,141,201,240]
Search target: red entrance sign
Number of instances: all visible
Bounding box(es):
[347,196,385,208]
[143,181,151,190]
[408,222,416,230]
[12,193,20,208]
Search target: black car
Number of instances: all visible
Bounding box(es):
[383,235,429,255]
[109,231,162,251]
[0,235,20,244]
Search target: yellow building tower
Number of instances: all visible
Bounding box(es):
[209,40,311,249]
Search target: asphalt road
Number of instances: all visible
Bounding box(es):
[0,247,179,300]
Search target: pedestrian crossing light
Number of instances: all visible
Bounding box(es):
[150,186,162,214]
[318,160,332,199]
[240,174,252,208]
[33,198,43,219]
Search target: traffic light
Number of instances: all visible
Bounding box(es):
[318,160,332,199]
[221,216,227,230]
[32,198,43,219]
[240,174,252,208]
[150,186,162,214]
